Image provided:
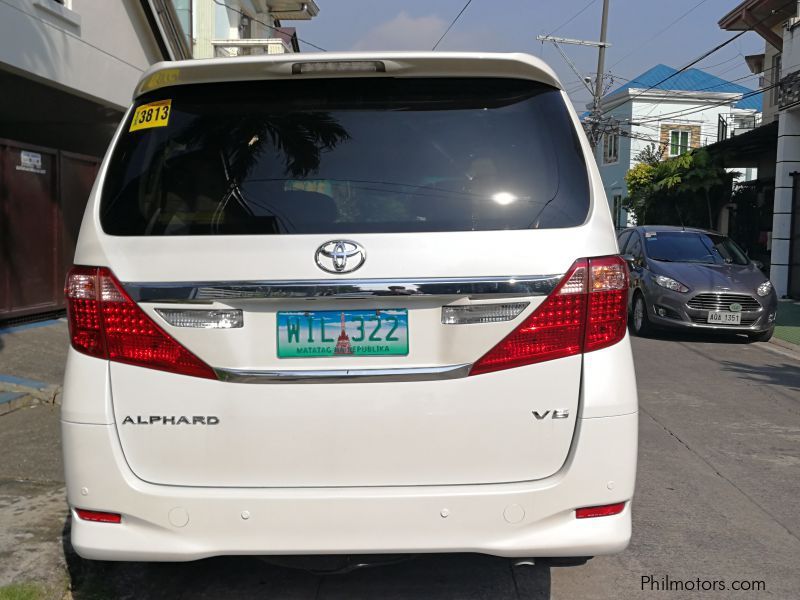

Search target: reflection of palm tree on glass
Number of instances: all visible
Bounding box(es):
[179,112,350,180]
[176,112,350,232]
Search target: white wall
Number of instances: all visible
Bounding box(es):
[0,0,162,109]
[595,92,758,228]
[594,102,632,220]
[773,17,800,297]
[762,24,784,124]
[194,0,275,57]
[598,95,759,190]
[630,97,749,151]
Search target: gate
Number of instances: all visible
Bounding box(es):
[0,140,99,320]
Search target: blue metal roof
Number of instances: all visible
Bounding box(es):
[606,64,761,111]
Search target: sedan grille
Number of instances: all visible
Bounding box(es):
[686,293,761,312]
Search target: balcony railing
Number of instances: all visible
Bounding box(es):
[211,38,293,57]
[717,112,762,142]
[779,69,800,110]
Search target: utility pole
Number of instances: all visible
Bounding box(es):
[593,0,610,116]
[537,0,612,150]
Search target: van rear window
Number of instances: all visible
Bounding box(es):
[101,78,589,235]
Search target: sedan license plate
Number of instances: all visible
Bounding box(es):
[277,309,409,358]
[707,311,741,325]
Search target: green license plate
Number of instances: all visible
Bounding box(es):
[277,309,409,358]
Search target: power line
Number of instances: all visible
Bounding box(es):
[628,59,790,125]
[432,0,474,50]
[210,0,327,52]
[609,0,713,70]
[628,66,768,124]
[544,0,599,37]
[597,0,794,137]
[700,53,747,72]
[632,81,778,126]
[609,0,797,114]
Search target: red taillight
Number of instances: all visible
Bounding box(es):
[75,508,122,524]
[575,502,626,519]
[65,267,216,379]
[584,256,629,352]
[469,255,628,376]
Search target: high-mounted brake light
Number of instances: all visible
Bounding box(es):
[469,256,628,376]
[292,60,386,75]
[65,267,216,379]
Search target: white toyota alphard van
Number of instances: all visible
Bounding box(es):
[62,52,638,561]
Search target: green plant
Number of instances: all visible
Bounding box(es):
[0,583,47,600]
[624,147,737,229]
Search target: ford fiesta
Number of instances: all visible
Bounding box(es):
[61,52,638,562]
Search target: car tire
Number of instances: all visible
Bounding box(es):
[748,327,774,343]
[630,292,652,337]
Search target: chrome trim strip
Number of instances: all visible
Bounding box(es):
[123,275,562,303]
[213,363,472,384]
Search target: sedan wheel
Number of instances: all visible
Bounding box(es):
[631,293,652,337]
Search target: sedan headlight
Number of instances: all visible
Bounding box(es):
[757,281,773,297]
[654,275,689,293]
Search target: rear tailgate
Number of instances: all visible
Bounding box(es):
[106,230,592,487]
[81,66,615,488]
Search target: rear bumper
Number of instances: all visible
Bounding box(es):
[62,411,637,561]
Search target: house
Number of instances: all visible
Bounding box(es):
[0,1,323,322]
[0,0,181,321]
[719,0,795,125]
[594,64,761,229]
[181,0,320,58]
[716,0,800,298]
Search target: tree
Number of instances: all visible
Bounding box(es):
[656,148,728,229]
[634,143,664,166]
[624,161,658,224]
[624,146,736,230]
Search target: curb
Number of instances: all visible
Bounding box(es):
[770,337,799,351]
[768,337,800,359]
[0,383,61,416]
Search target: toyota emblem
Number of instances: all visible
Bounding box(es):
[315,240,366,274]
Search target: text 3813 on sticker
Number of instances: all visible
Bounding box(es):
[129,100,172,132]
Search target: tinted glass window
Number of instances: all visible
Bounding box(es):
[627,235,643,260]
[101,78,589,236]
[617,230,632,252]
[644,231,749,265]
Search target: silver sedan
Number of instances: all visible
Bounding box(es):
[618,226,778,342]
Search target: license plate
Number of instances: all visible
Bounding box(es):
[277,309,409,358]
[707,311,741,325]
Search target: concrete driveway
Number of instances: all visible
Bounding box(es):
[1,322,798,599]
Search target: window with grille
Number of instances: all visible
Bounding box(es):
[669,130,690,157]
[771,53,782,107]
[603,133,619,164]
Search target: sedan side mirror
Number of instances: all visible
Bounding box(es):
[753,260,764,271]
[622,254,637,269]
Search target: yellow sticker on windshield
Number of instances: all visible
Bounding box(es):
[129,100,171,132]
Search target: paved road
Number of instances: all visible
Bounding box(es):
[1,328,799,599]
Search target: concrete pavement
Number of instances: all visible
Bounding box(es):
[0,322,798,599]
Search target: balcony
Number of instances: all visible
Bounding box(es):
[779,69,800,110]
[211,38,293,57]
[717,112,762,142]
[269,0,319,20]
